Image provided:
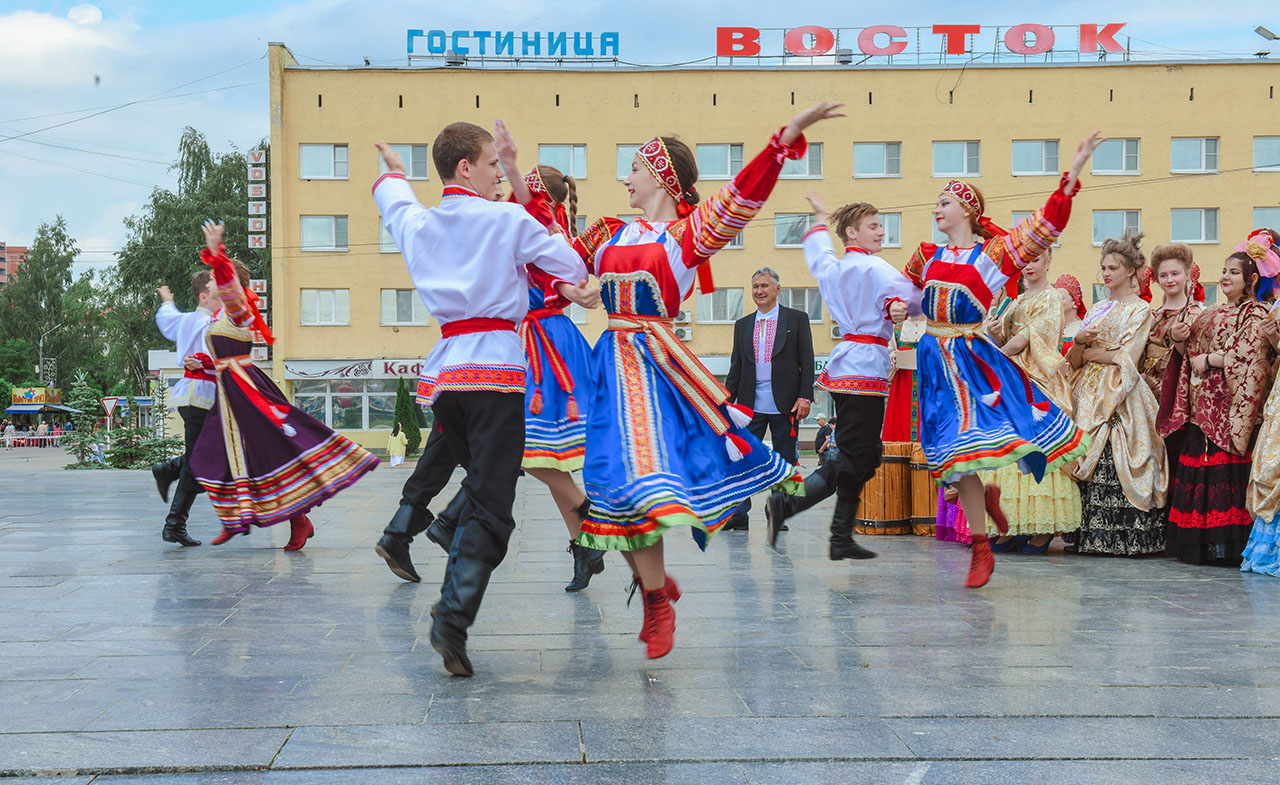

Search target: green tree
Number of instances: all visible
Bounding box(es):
[62,370,103,466]
[0,339,36,386]
[393,378,423,456]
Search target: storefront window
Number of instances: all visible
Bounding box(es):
[288,379,415,430]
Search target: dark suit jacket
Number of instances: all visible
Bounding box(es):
[725,305,815,412]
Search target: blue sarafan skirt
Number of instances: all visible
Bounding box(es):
[522,312,591,472]
[577,329,802,552]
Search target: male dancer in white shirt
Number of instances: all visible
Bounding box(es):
[767,194,913,557]
[152,273,220,546]
[372,123,597,676]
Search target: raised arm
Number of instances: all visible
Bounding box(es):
[800,191,840,281]
[512,211,596,309]
[155,287,183,340]
[372,142,431,258]
[197,221,254,328]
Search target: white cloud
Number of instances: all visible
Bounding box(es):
[0,6,138,87]
[68,4,104,26]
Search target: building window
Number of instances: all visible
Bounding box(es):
[932,141,980,177]
[1201,283,1220,305]
[568,303,588,325]
[380,289,429,325]
[880,212,902,248]
[1170,208,1219,244]
[780,143,823,178]
[300,289,350,325]
[1170,138,1218,173]
[379,144,430,178]
[853,142,901,178]
[539,144,587,178]
[1011,140,1059,176]
[1091,284,1109,304]
[725,231,744,249]
[1255,137,1280,172]
[696,143,744,180]
[1092,210,1141,246]
[775,213,814,247]
[300,216,348,251]
[1092,138,1140,175]
[779,287,823,322]
[299,144,348,179]
[1011,211,1060,246]
[292,380,397,430]
[615,144,641,179]
[380,222,398,253]
[696,288,744,323]
[574,215,588,235]
[1255,207,1280,230]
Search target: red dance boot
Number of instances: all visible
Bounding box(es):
[284,515,314,551]
[966,536,995,588]
[642,587,676,659]
[984,483,1010,535]
[210,527,241,546]
[636,574,681,642]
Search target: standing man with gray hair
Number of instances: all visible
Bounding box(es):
[723,266,815,531]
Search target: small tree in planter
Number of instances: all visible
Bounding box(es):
[393,377,423,457]
[62,370,105,466]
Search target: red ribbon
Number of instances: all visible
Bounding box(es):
[519,311,578,419]
[440,318,516,338]
[842,333,889,347]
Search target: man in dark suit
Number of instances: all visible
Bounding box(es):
[723,266,815,530]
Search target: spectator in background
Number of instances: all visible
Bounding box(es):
[814,414,832,466]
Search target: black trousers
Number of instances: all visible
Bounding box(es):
[831,393,885,504]
[398,391,525,568]
[728,410,799,523]
[176,405,209,494]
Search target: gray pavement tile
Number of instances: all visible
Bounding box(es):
[0,728,292,775]
[272,721,584,767]
[91,762,746,784]
[739,760,1278,785]
[0,655,97,680]
[581,717,914,762]
[427,686,751,723]
[82,692,434,731]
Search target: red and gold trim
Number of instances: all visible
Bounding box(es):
[637,137,683,203]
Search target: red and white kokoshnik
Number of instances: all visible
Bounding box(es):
[638,137,684,202]
[524,168,549,196]
[942,179,982,217]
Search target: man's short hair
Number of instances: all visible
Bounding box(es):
[752,266,780,286]
[190,270,213,301]
[830,202,879,242]
[432,122,494,180]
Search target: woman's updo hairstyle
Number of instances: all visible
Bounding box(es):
[1100,231,1146,284]
[661,136,700,206]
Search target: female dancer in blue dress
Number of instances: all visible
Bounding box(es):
[561,103,844,658]
[904,132,1103,588]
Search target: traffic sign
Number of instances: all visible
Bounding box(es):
[101,396,119,416]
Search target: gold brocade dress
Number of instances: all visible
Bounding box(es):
[1066,297,1169,555]
[1239,305,1280,576]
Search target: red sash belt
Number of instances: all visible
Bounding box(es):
[214,354,290,430]
[441,317,517,338]
[183,369,215,382]
[519,310,577,419]
[526,307,564,321]
[842,333,889,347]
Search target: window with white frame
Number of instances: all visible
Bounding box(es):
[1255,137,1280,171]
[379,144,430,178]
[1092,138,1140,174]
[292,379,397,430]
[1092,210,1141,246]
[696,288,744,323]
[696,143,744,180]
[380,222,398,253]
[780,143,823,178]
[300,216,348,251]
[616,144,641,179]
[1170,208,1219,244]
[853,142,901,177]
[725,231,744,249]
[932,141,980,177]
[539,144,587,178]
[775,213,814,247]
[1011,211,1060,246]
[1170,138,1218,173]
[880,212,902,248]
[380,289,429,325]
[1201,283,1220,305]
[574,215,588,235]
[568,303,588,325]
[1256,207,1280,230]
[779,287,823,322]
[299,144,348,179]
[1011,140,1059,176]
[299,289,350,325]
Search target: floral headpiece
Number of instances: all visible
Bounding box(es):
[1236,229,1280,299]
[1054,274,1086,319]
[942,180,983,218]
[1189,264,1205,303]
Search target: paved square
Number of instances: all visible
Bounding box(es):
[2,447,1278,783]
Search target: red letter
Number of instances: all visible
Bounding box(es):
[1080,23,1126,54]
[858,25,908,56]
[1004,24,1055,55]
[783,26,835,57]
[933,24,980,55]
[717,27,760,57]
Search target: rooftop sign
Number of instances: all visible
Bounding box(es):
[407,30,620,57]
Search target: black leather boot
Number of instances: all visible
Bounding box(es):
[161,489,201,546]
[565,540,606,592]
[765,462,837,548]
[375,504,432,582]
[425,489,468,555]
[430,557,493,677]
[830,498,876,561]
[151,456,183,503]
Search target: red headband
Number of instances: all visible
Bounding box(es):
[1054,274,1086,319]
[524,167,549,197]
[638,137,684,204]
[942,180,983,218]
[523,167,571,236]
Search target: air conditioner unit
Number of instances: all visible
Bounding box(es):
[829,325,842,340]
[674,309,693,324]
[674,326,694,341]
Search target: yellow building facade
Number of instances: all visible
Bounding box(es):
[267,42,1280,448]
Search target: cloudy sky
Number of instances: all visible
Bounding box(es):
[0,1,1272,275]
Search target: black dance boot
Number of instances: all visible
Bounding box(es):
[161,489,202,547]
[425,489,468,555]
[375,504,432,583]
[765,462,837,548]
[430,557,493,677]
[151,456,183,503]
[565,498,604,592]
[829,498,876,561]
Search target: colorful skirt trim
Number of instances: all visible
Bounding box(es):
[522,313,590,472]
[1166,425,1252,565]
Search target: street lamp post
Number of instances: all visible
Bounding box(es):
[36,323,63,388]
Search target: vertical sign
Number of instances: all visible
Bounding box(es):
[247,151,269,363]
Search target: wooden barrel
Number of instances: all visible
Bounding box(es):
[909,442,937,536]
[854,441,912,535]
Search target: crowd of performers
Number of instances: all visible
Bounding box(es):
[148,103,1280,677]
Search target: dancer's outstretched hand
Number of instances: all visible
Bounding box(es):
[157,285,173,303]
[1065,130,1105,192]
[201,219,224,252]
[494,120,519,174]
[557,278,601,309]
[805,189,828,224]
[780,102,845,147]
[374,141,406,175]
